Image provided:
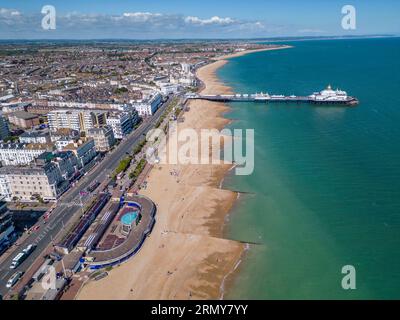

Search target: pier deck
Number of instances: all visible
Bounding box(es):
[186,93,359,106]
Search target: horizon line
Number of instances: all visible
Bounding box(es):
[0,34,397,43]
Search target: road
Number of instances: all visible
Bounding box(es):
[0,95,173,296]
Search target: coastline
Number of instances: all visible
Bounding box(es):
[76,45,289,300]
[215,45,292,60]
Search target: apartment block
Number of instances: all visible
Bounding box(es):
[106,112,133,139]
[87,125,116,152]
[48,110,107,133]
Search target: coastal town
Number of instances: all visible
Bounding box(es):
[1,0,398,310]
[0,41,283,300]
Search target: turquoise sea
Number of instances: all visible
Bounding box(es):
[218,37,400,299]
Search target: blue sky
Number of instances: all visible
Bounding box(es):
[0,0,399,39]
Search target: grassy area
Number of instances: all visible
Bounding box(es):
[155,97,180,128]
[129,158,147,181]
[113,156,133,177]
[168,97,180,112]
[90,271,103,279]
[133,119,143,130]
[174,105,182,118]
[113,87,128,94]
[0,49,38,56]
[133,139,146,155]
[163,123,169,134]
[3,136,19,143]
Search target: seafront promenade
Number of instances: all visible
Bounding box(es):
[84,195,156,269]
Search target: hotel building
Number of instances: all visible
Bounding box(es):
[0,162,67,202]
[132,92,162,117]
[35,151,80,180]
[0,142,54,166]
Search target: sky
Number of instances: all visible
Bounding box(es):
[0,0,399,39]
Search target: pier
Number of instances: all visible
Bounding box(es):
[186,85,359,106]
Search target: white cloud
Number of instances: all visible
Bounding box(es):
[0,8,21,16]
[184,16,235,26]
[0,9,271,39]
[0,7,23,28]
[123,12,162,22]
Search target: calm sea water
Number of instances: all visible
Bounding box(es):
[218,37,400,299]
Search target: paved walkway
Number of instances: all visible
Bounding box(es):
[60,273,89,300]
[129,163,153,194]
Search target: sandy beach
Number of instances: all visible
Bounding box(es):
[77,46,289,300]
[215,45,292,60]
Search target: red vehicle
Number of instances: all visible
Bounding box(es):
[43,212,51,220]
[31,225,40,232]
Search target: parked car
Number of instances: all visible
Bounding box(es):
[6,271,23,288]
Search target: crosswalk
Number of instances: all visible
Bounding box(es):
[31,198,91,246]
[33,223,57,245]
[58,193,94,208]
[34,228,50,244]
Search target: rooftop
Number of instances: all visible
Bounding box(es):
[20,130,49,138]
[0,162,58,175]
[0,142,53,150]
[8,111,39,120]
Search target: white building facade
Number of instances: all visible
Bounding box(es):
[19,131,51,144]
[48,110,106,133]
[132,92,162,117]
[0,163,66,202]
[0,143,50,166]
[106,112,133,139]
